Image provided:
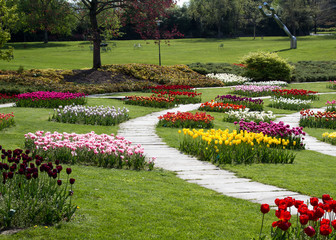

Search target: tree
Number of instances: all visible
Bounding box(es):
[75,0,177,69]
[15,0,77,43]
[0,0,18,61]
[243,0,263,39]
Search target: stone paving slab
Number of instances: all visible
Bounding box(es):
[0,103,15,108]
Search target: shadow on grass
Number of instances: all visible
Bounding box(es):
[272,48,293,53]
[6,42,69,50]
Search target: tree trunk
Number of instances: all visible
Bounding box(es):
[89,2,101,69]
[253,23,256,40]
[44,28,48,44]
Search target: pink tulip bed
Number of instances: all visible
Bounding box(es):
[24,131,155,170]
[15,91,87,108]
[0,146,77,229]
[231,85,282,97]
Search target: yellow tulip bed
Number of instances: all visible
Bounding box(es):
[322,132,336,145]
[179,128,296,164]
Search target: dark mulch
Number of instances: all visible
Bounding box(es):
[63,69,144,85]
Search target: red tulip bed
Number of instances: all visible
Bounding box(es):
[24,131,155,170]
[272,89,319,100]
[0,146,77,230]
[15,91,87,108]
[258,195,336,239]
[198,100,246,113]
[125,85,202,108]
[157,111,214,128]
[0,112,15,131]
[0,93,17,104]
[300,109,336,129]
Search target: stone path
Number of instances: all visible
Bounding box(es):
[117,104,326,212]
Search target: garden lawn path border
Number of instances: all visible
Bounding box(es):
[117,103,314,214]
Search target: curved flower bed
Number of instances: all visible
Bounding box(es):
[0,146,77,229]
[154,90,202,104]
[269,97,312,110]
[50,104,129,126]
[0,112,15,130]
[244,81,288,87]
[235,120,305,150]
[300,109,336,129]
[258,195,336,239]
[124,95,176,108]
[24,131,154,170]
[215,94,263,111]
[223,109,276,123]
[231,85,281,97]
[15,91,87,108]
[0,93,16,104]
[157,111,214,128]
[206,73,250,86]
[322,132,336,145]
[143,85,194,92]
[179,128,295,164]
[272,89,319,100]
[198,100,246,112]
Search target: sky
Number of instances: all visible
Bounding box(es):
[176,0,189,7]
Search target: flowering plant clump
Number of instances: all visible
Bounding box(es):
[269,97,312,111]
[231,85,282,97]
[179,128,295,164]
[0,93,17,104]
[206,73,250,86]
[235,120,305,150]
[300,109,336,129]
[0,146,77,230]
[258,195,336,239]
[0,112,15,130]
[322,132,336,145]
[50,104,129,126]
[153,90,202,104]
[24,131,155,170]
[124,95,176,108]
[326,100,336,112]
[272,89,319,100]
[157,111,214,129]
[223,109,276,123]
[198,100,246,113]
[327,80,336,90]
[143,85,195,92]
[244,81,288,87]
[15,91,87,108]
[215,94,264,111]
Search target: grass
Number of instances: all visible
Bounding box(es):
[2,35,336,70]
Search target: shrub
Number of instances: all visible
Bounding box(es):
[0,147,77,230]
[291,61,336,82]
[240,51,294,82]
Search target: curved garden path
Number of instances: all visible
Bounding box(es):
[117,103,336,212]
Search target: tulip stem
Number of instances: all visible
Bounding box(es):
[259,214,265,240]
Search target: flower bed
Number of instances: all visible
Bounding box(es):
[157,112,214,128]
[179,128,295,164]
[269,97,312,110]
[154,90,202,104]
[206,73,250,86]
[0,112,15,130]
[124,95,176,108]
[24,131,154,170]
[215,94,264,111]
[244,81,288,87]
[327,80,336,90]
[300,109,336,129]
[322,132,336,145]
[0,146,77,229]
[231,85,282,97]
[198,100,246,113]
[15,91,87,108]
[223,109,276,123]
[143,85,195,92]
[50,104,129,126]
[258,195,336,239]
[235,120,305,150]
[326,100,336,112]
[272,89,319,100]
[0,93,16,104]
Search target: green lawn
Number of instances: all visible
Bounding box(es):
[2,35,336,70]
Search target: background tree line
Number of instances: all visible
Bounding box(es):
[4,0,336,43]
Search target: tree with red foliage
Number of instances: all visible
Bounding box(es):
[77,0,181,69]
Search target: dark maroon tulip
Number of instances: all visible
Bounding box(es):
[1,155,5,159]
[26,173,32,180]
[52,172,57,179]
[32,172,38,179]
[56,165,63,172]
[3,172,8,179]
[10,164,17,172]
[35,159,41,166]
[55,159,60,165]
[57,180,62,186]
[8,172,14,179]
[18,168,25,175]
[3,163,9,170]
[70,178,75,184]
[25,149,30,154]
[66,168,72,175]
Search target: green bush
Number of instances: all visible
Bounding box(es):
[240,51,294,82]
[291,61,336,82]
